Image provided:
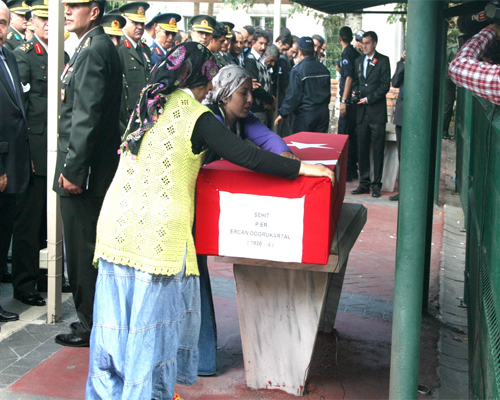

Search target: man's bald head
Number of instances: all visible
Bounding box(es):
[0,1,10,47]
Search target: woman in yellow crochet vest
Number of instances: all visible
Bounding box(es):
[86,42,334,400]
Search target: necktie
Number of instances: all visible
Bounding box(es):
[364,57,372,78]
[136,44,144,63]
[0,48,15,93]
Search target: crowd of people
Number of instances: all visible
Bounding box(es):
[0,0,335,399]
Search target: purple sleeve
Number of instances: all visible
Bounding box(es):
[244,112,291,154]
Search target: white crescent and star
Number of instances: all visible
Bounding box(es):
[287,142,334,150]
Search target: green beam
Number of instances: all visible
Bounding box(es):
[389,1,441,398]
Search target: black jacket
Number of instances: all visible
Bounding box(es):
[391,59,405,127]
[53,26,122,197]
[244,52,274,113]
[14,37,69,176]
[0,45,30,194]
[279,56,331,118]
[353,51,391,124]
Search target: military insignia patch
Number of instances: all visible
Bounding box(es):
[83,37,91,48]
[138,7,145,15]
[43,0,48,5]
[155,47,161,56]
[124,39,131,48]
[201,20,208,27]
[35,43,43,55]
[112,20,119,29]
[7,32,12,39]
[14,34,21,41]
[169,18,177,28]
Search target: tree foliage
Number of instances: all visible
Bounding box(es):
[387,3,407,24]
[105,1,127,12]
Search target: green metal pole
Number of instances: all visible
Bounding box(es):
[389,1,440,399]
[423,6,446,312]
[434,20,448,205]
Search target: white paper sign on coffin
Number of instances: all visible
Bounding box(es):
[218,191,305,263]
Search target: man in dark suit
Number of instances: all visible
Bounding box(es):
[389,50,405,202]
[244,28,275,126]
[4,0,29,51]
[351,31,390,198]
[12,0,69,306]
[53,0,122,347]
[0,0,30,323]
[118,2,152,113]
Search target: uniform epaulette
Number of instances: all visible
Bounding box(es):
[83,37,92,48]
[19,42,33,52]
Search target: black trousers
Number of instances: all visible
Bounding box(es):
[293,106,329,134]
[338,103,358,176]
[60,195,103,341]
[0,192,16,278]
[357,116,386,190]
[12,175,47,296]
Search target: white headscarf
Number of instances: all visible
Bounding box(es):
[203,64,252,105]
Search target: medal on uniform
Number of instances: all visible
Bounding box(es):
[61,63,70,81]
[61,88,65,101]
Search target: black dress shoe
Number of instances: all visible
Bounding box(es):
[0,305,19,322]
[14,292,46,306]
[2,271,13,283]
[372,188,381,198]
[55,332,89,347]
[70,321,79,332]
[351,186,370,195]
[62,282,72,293]
[389,193,399,201]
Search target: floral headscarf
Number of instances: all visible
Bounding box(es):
[203,65,252,106]
[120,42,219,156]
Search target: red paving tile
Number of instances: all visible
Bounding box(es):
[10,347,89,399]
[10,303,435,400]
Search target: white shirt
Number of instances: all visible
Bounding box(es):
[250,47,266,66]
[0,46,16,91]
[363,53,375,78]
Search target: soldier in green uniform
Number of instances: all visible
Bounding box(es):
[189,14,216,47]
[11,0,68,306]
[4,0,29,50]
[215,21,234,68]
[118,1,152,113]
[53,0,122,347]
[101,13,130,135]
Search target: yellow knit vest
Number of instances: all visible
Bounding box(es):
[94,90,208,276]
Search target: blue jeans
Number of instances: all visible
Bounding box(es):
[86,258,200,400]
[197,254,217,375]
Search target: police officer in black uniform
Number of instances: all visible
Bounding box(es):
[337,26,360,182]
[4,0,29,50]
[275,37,331,134]
[118,1,151,113]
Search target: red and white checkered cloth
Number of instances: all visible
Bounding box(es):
[449,27,500,105]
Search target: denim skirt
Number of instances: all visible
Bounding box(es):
[86,258,201,400]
